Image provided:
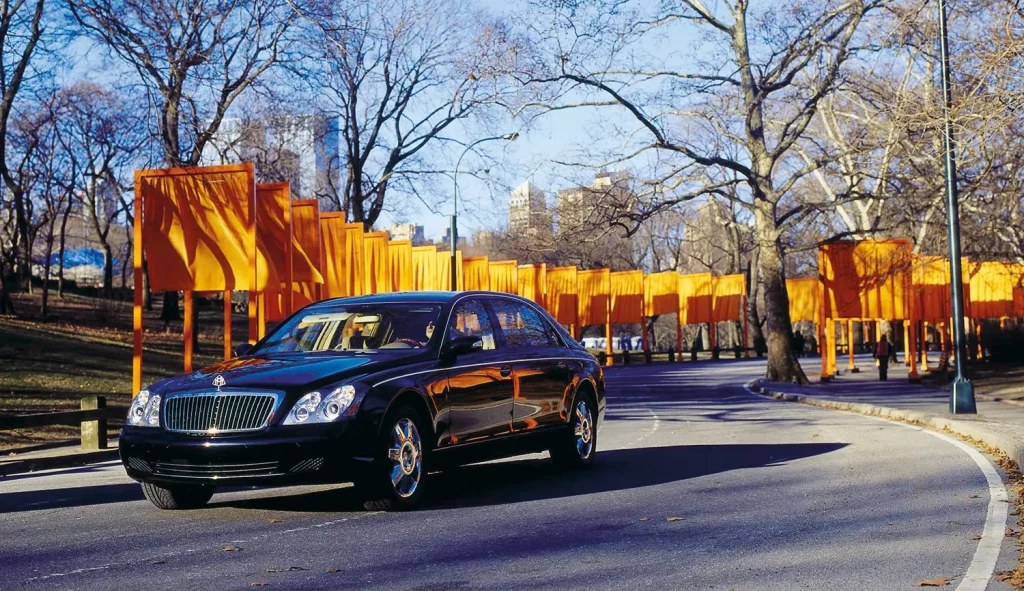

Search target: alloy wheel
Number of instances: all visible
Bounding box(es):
[386,418,422,498]
[573,399,594,460]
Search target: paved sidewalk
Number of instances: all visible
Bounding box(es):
[752,353,1024,469]
[0,438,119,477]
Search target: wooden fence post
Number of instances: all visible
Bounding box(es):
[81,395,107,451]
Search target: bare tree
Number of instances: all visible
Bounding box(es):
[70,0,295,325]
[292,0,512,228]
[511,0,879,382]
[0,0,46,304]
[54,81,145,298]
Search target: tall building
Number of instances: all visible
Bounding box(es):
[556,170,635,234]
[200,114,341,201]
[508,181,549,233]
[388,223,425,244]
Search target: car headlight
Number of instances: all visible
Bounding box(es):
[127,390,161,427]
[283,385,357,425]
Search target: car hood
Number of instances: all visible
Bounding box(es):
[153,353,397,395]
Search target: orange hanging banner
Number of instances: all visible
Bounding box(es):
[363,231,390,294]
[436,250,463,291]
[787,277,820,323]
[319,212,347,299]
[967,260,1019,319]
[610,270,643,325]
[679,273,712,325]
[462,256,490,291]
[342,222,366,297]
[256,183,291,323]
[488,260,518,294]
[388,240,413,292]
[819,239,913,320]
[545,266,578,327]
[291,200,324,307]
[644,271,679,318]
[712,274,746,323]
[412,245,438,291]
[518,263,546,307]
[578,269,611,327]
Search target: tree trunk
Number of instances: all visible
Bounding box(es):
[755,201,808,384]
[102,243,113,298]
[160,291,179,328]
[57,199,72,298]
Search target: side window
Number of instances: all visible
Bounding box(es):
[491,299,558,348]
[448,299,497,350]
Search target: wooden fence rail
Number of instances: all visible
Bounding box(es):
[0,396,127,450]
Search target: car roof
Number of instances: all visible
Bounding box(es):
[303,290,534,309]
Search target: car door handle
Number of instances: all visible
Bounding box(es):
[499,365,512,377]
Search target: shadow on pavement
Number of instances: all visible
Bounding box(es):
[0,482,144,513]
[217,441,847,513]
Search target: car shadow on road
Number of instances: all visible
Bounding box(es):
[217,441,847,513]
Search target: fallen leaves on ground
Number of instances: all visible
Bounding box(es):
[914,578,950,587]
[249,583,267,588]
[969,494,981,499]
[968,534,982,541]
[665,517,684,522]
[222,545,242,552]
[266,566,307,573]
[1008,528,1017,537]
[149,559,166,565]
[811,434,820,438]
[325,568,340,573]
[638,517,649,522]
[267,519,282,524]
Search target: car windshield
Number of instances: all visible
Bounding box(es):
[255,303,442,354]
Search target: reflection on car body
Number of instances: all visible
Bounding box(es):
[120,291,606,511]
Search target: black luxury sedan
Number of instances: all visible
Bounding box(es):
[120,291,606,511]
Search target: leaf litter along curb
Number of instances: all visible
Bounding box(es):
[752,382,1024,590]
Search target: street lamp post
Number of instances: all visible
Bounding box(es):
[451,132,519,291]
[937,0,976,414]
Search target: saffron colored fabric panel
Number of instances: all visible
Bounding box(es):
[488,260,518,294]
[819,240,913,320]
[435,250,463,291]
[545,266,578,326]
[786,278,819,323]
[712,274,746,323]
[518,264,546,307]
[139,164,256,292]
[412,246,438,291]
[319,213,347,299]
[290,200,324,285]
[610,270,643,324]
[388,241,413,292]
[343,222,365,297]
[967,261,1021,319]
[644,271,679,318]
[363,232,390,294]
[577,269,611,327]
[462,257,490,291]
[679,273,712,325]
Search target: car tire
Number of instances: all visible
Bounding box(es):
[356,405,430,511]
[550,390,597,469]
[140,482,215,510]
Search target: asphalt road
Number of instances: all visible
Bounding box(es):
[0,360,1017,590]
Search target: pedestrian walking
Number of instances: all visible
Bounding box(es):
[791,331,806,358]
[875,335,891,381]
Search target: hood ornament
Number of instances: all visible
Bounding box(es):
[212,375,226,392]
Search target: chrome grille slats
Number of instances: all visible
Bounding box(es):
[152,460,280,478]
[164,392,279,434]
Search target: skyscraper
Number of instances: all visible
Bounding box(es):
[508,181,550,234]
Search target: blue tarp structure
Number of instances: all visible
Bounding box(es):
[37,248,119,269]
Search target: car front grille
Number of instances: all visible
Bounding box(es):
[164,393,277,434]
[152,460,280,479]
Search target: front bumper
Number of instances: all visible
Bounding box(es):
[119,421,374,487]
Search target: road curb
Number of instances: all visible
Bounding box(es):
[747,379,1024,471]
[0,448,120,477]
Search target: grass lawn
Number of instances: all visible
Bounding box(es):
[1,291,241,449]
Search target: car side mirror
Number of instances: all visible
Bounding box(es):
[233,343,254,357]
[445,336,483,359]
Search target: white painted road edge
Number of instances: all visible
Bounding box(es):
[744,384,1009,591]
